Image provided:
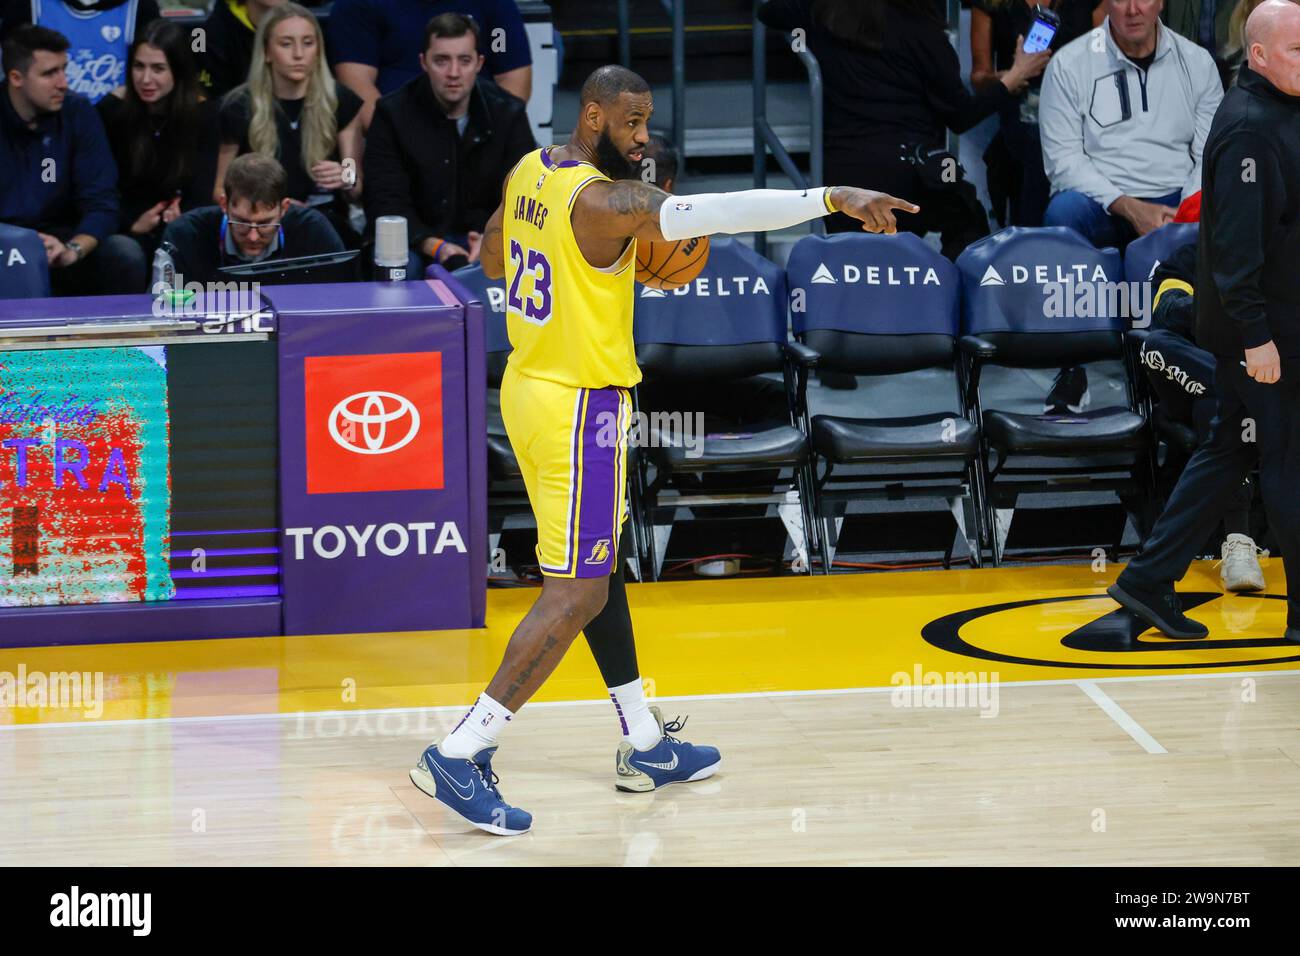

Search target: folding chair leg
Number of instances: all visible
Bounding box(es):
[797,461,821,576]
[963,460,985,569]
[778,487,811,575]
[819,515,834,575]
[976,450,1001,567]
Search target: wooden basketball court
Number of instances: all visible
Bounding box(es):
[3,558,1298,866]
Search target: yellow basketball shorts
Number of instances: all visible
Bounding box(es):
[500,364,631,578]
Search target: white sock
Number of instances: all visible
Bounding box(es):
[609,678,661,751]
[440,693,513,759]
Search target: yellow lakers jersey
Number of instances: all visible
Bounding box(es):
[501,147,640,389]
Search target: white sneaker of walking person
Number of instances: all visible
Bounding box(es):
[1219,533,1267,592]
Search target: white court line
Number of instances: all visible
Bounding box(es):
[1,666,1298,733]
[1076,680,1167,754]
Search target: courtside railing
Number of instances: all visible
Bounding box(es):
[751,0,823,256]
[617,0,686,154]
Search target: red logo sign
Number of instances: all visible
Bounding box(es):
[305,353,443,494]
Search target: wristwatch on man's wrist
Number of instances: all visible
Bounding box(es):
[65,240,85,262]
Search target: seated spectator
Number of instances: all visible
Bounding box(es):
[97,19,221,265]
[1039,0,1223,249]
[0,0,159,103]
[364,11,534,274]
[217,3,364,246]
[1138,240,1264,591]
[757,0,1049,261]
[970,0,1104,228]
[0,26,142,294]
[161,152,343,285]
[1037,0,1222,414]
[331,0,532,128]
[199,0,285,99]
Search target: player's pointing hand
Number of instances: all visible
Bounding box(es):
[829,187,921,235]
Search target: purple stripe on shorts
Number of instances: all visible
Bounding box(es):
[574,387,624,578]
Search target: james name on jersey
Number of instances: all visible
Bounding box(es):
[512,195,550,230]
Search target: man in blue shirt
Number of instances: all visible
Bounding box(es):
[330,0,531,127]
[0,25,144,294]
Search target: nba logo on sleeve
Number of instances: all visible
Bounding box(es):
[304,352,444,494]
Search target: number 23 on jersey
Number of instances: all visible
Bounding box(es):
[507,240,554,325]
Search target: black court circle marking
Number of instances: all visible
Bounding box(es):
[921,592,1300,670]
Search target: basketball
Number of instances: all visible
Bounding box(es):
[636,235,711,289]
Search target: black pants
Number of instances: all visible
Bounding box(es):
[1000,114,1050,228]
[49,234,149,296]
[1141,329,1252,535]
[824,144,989,261]
[1119,359,1300,627]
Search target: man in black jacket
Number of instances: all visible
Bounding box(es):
[362,12,534,276]
[1138,242,1264,592]
[1108,0,1300,641]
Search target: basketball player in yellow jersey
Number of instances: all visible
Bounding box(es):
[410,65,919,836]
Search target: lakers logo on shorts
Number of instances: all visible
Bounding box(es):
[585,539,612,565]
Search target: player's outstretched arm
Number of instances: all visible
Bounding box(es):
[573,181,920,243]
[480,202,506,279]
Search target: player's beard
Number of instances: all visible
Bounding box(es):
[594,126,637,180]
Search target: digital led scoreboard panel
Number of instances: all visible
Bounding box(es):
[0,341,280,607]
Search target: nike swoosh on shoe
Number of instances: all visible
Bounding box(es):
[430,756,476,800]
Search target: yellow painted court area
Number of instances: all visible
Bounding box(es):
[2,558,1294,727]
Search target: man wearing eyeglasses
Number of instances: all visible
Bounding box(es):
[160,153,343,287]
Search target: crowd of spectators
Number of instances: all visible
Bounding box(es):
[0,0,1286,306]
[0,0,534,292]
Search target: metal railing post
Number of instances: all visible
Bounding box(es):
[618,0,632,68]
[798,45,824,233]
[657,0,684,156]
[752,0,825,250]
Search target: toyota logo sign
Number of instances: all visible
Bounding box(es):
[328,391,421,455]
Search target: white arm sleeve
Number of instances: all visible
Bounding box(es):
[659,187,835,241]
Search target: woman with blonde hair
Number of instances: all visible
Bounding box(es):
[215,2,364,244]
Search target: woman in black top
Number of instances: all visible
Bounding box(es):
[758,0,1049,259]
[216,2,365,245]
[971,0,1104,226]
[97,19,220,263]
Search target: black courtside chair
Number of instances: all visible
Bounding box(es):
[956,226,1155,565]
[784,232,985,572]
[631,237,818,579]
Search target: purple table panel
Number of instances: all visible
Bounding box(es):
[271,281,484,635]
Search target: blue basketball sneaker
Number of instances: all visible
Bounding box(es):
[615,707,722,792]
[410,744,532,836]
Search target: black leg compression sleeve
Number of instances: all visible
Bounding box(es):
[582,520,639,688]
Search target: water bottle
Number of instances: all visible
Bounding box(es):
[151,243,175,294]
[151,242,192,316]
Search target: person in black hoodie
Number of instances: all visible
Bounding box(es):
[1108,0,1300,641]
[363,12,534,275]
